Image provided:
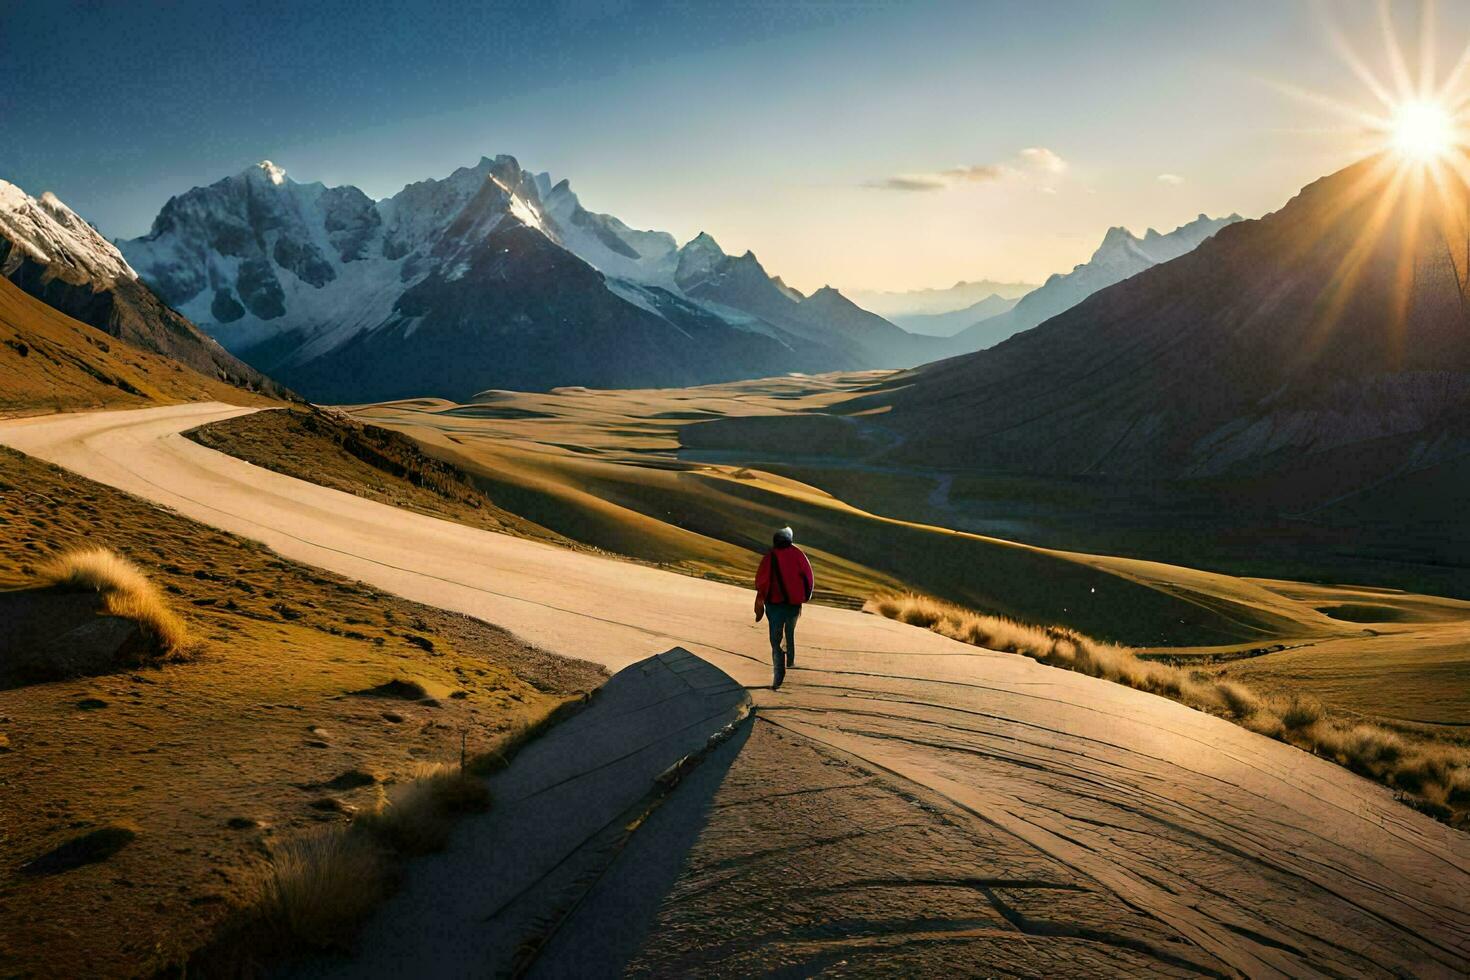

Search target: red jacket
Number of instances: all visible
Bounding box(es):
[756,545,814,605]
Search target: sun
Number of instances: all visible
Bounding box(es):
[1269,3,1470,173]
[1390,100,1458,161]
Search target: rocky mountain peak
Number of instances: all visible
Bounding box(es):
[770,275,805,302]
[686,231,723,253]
[113,154,936,400]
[673,231,729,289]
[0,178,137,284]
[252,160,288,185]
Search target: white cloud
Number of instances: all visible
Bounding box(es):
[1020,147,1067,174]
[865,147,1067,192]
[940,163,1008,183]
[1157,173,1185,185]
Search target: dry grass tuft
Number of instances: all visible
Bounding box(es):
[200,698,586,962]
[238,762,492,953]
[356,763,491,855]
[37,547,192,656]
[1279,695,1325,731]
[1216,681,1260,719]
[38,546,153,595]
[867,592,1470,821]
[465,695,591,776]
[255,830,389,950]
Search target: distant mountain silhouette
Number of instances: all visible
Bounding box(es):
[847,279,1036,319]
[942,213,1240,354]
[890,293,1019,336]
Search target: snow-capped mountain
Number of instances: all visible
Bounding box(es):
[536,175,678,283]
[121,157,923,402]
[946,213,1242,354]
[0,180,137,284]
[0,178,284,395]
[666,231,942,368]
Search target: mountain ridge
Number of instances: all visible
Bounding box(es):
[891,293,1020,336]
[120,158,928,401]
[848,279,1037,319]
[943,212,1242,354]
[854,156,1470,487]
[0,178,286,398]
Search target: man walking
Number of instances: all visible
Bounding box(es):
[754,525,814,690]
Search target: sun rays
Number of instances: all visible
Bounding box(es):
[1263,2,1470,348]
[1273,3,1469,171]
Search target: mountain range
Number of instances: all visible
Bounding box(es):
[0,179,284,398]
[941,213,1242,354]
[888,293,1021,336]
[839,157,1470,492]
[847,279,1037,319]
[1,156,1256,412]
[119,157,940,402]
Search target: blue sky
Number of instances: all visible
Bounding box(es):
[3,0,1466,291]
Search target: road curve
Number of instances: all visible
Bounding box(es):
[3,403,1467,977]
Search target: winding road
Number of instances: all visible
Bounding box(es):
[3,403,1467,977]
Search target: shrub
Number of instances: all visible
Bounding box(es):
[37,547,192,655]
[1279,695,1324,731]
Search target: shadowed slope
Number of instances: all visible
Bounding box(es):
[0,180,286,398]
[0,276,276,416]
[855,156,1470,479]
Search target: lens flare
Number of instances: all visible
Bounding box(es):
[1390,100,1457,161]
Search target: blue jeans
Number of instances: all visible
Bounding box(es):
[766,602,800,687]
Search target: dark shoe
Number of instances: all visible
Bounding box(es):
[786,651,795,667]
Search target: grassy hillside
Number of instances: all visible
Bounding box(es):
[0,446,603,976]
[415,429,1335,646]
[191,377,1470,729]
[342,390,1347,647]
[201,386,1345,646]
[185,407,577,549]
[0,275,277,417]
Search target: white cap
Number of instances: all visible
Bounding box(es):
[775,525,794,542]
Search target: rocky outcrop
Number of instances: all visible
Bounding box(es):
[0,589,145,686]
